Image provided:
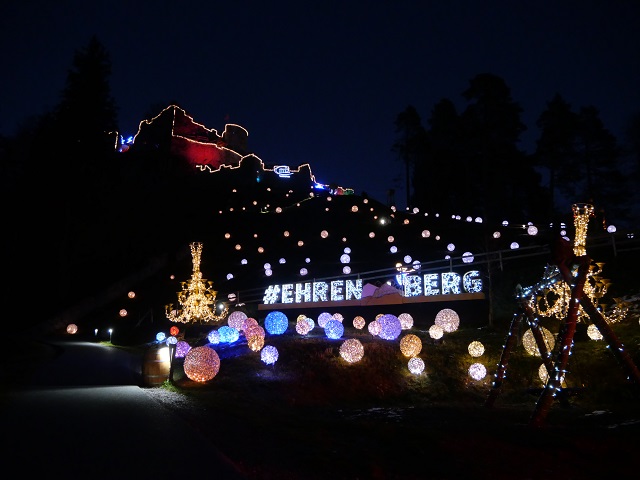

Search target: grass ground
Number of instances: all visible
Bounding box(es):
[153,321,640,479]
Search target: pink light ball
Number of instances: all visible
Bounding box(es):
[184,346,220,383]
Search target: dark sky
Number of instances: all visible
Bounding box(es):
[2,0,639,208]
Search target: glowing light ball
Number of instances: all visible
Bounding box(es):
[468,341,485,357]
[228,310,248,330]
[378,314,402,340]
[510,242,520,249]
[119,309,128,317]
[207,329,220,344]
[353,316,366,329]
[296,317,312,335]
[369,232,375,238]
[175,340,191,358]
[428,325,444,340]
[539,364,566,386]
[127,291,136,299]
[421,230,431,238]
[248,334,265,352]
[261,345,279,365]
[447,243,455,252]
[343,266,351,274]
[166,335,178,346]
[321,230,329,238]
[408,357,425,375]
[351,206,358,212]
[265,311,289,335]
[527,225,538,236]
[300,268,308,275]
[156,331,166,342]
[340,254,350,263]
[339,339,364,363]
[325,319,345,339]
[523,327,555,356]
[399,334,422,357]
[398,313,413,330]
[368,320,381,336]
[587,324,603,341]
[468,362,487,381]
[184,346,220,383]
[219,325,240,343]
[170,326,180,336]
[332,313,344,322]
[318,312,333,328]
[462,252,474,263]
[435,309,460,333]
[305,317,315,331]
[245,324,265,340]
[66,324,78,334]
[241,317,259,331]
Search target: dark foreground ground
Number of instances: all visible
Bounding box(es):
[5,331,639,480]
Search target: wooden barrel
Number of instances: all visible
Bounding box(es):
[142,346,170,387]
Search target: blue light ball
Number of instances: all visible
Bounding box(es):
[219,325,240,343]
[156,331,166,342]
[378,314,402,340]
[265,311,288,335]
[207,329,220,344]
[325,319,345,339]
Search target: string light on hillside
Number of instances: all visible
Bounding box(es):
[166,242,229,324]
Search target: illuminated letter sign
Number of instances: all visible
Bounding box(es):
[263,273,481,305]
[274,165,292,178]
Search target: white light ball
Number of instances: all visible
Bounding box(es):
[434,308,460,333]
[468,341,485,357]
[468,362,487,381]
[261,345,279,365]
[408,357,425,375]
[339,339,365,363]
[428,324,444,340]
[587,324,603,341]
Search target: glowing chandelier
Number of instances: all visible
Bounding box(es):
[166,242,229,324]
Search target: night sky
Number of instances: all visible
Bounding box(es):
[2,0,639,208]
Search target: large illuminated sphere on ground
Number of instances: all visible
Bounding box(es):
[587,324,603,341]
[248,334,265,352]
[523,327,555,356]
[207,329,220,344]
[468,341,485,357]
[398,313,413,330]
[325,319,345,339]
[156,331,166,342]
[318,312,333,328]
[184,346,220,383]
[296,317,312,335]
[399,334,422,357]
[219,325,240,343]
[241,317,259,332]
[468,362,487,381]
[332,313,344,322]
[66,324,78,334]
[435,309,460,333]
[228,310,248,330]
[175,340,191,358]
[339,339,364,363]
[408,357,425,374]
[428,325,444,340]
[261,345,279,365]
[245,324,265,340]
[377,314,402,340]
[353,316,366,329]
[368,320,381,336]
[265,311,289,335]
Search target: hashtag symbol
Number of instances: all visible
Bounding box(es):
[263,285,281,304]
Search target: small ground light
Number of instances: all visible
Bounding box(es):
[108,328,113,342]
